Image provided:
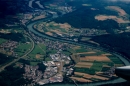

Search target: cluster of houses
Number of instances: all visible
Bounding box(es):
[0,40,18,56]
[23,51,74,85]
[40,52,74,85]
[29,32,71,51]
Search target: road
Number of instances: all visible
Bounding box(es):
[0,34,35,72]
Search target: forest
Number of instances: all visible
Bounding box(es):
[0,33,26,42]
[0,53,15,66]
[91,32,130,59]
[0,64,28,86]
[53,1,119,31]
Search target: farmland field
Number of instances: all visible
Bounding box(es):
[27,43,46,60]
[72,51,124,83]
[14,43,32,56]
[80,55,111,62]
[107,55,123,64]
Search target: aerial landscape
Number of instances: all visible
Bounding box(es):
[0,0,130,86]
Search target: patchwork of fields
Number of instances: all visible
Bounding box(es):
[70,51,124,82]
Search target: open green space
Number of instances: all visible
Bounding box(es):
[45,57,52,61]
[75,67,95,75]
[0,38,7,44]
[28,44,46,59]
[47,49,57,54]
[61,50,72,56]
[75,47,88,53]
[14,43,32,56]
[68,48,75,53]
[30,62,40,66]
[101,67,111,72]
[102,62,114,67]
[107,55,123,64]
[90,61,103,72]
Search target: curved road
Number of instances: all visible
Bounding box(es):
[0,34,35,72]
[26,16,130,86]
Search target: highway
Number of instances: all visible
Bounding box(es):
[0,34,35,72]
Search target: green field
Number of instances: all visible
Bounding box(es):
[14,43,32,56]
[75,61,103,75]
[61,51,71,56]
[35,21,82,37]
[71,46,88,53]
[45,57,52,61]
[90,61,103,72]
[0,38,7,44]
[30,62,40,66]
[76,47,88,53]
[47,49,57,54]
[107,55,123,64]
[28,44,46,59]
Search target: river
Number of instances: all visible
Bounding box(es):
[26,16,129,86]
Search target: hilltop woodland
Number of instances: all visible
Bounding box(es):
[0,53,15,66]
[53,3,119,32]
[0,33,26,42]
[91,32,130,59]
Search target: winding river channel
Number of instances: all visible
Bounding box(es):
[27,16,130,86]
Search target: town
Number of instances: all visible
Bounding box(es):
[23,52,74,85]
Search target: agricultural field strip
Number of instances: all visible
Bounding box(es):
[15,43,32,56]
[75,62,93,68]
[28,44,46,58]
[77,51,96,55]
[36,21,85,36]
[80,55,111,62]
[70,76,92,82]
[74,72,109,80]
[107,56,123,64]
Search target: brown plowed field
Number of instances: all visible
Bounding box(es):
[74,72,109,80]
[75,62,93,68]
[80,55,111,62]
[70,77,92,82]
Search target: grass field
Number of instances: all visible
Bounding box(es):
[35,21,83,37]
[0,38,7,44]
[75,47,88,53]
[47,49,57,54]
[28,44,46,59]
[90,61,103,72]
[45,57,52,61]
[61,51,71,56]
[107,55,123,64]
[30,61,40,66]
[14,43,32,56]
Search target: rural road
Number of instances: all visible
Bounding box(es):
[0,34,35,72]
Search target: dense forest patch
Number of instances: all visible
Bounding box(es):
[53,6,119,30]
[91,32,130,58]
